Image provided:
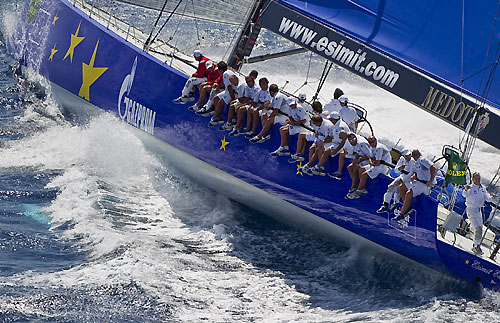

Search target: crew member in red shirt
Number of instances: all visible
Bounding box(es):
[188,60,221,111]
[173,49,209,104]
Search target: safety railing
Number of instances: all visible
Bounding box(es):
[72,0,180,63]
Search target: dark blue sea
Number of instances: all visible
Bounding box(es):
[1,0,500,321]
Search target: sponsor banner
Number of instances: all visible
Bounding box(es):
[445,151,467,185]
[258,1,500,150]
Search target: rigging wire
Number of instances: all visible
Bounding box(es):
[488,164,500,190]
[168,0,189,42]
[191,0,202,46]
[312,60,333,101]
[475,0,500,103]
[143,0,169,51]
[223,0,257,61]
[147,0,183,50]
[291,52,314,95]
[168,0,190,64]
[458,0,466,152]
[458,0,500,166]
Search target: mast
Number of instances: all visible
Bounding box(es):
[227,0,264,70]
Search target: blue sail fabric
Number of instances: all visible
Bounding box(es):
[278,0,500,110]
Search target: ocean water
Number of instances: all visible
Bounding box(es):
[1,0,500,322]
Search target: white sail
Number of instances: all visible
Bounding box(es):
[114,0,256,25]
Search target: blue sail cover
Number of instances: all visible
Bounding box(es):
[278,0,500,110]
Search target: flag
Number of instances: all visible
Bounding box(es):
[445,151,467,185]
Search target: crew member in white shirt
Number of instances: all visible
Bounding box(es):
[209,64,239,126]
[346,133,372,197]
[311,111,349,176]
[376,149,414,213]
[347,135,391,198]
[338,95,359,132]
[297,93,312,114]
[301,115,335,175]
[323,88,344,115]
[462,172,497,255]
[288,101,324,163]
[393,149,437,220]
[220,74,259,131]
[270,98,307,156]
[230,77,271,138]
[249,84,288,143]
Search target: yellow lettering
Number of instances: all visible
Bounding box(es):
[432,92,448,114]
[441,95,456,118]
[421,86,439,110]
[447,170,465,176]
[451,102,466,123]
[459,105,475,127]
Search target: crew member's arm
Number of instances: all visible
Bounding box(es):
[269,108,279,118]
[427,165,437,187]
[330,132,347,156]
[290,118,306,126]
[228,84,236,101]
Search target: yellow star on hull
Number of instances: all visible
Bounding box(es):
[78,40,108,101]
[220,136,229,151]
[48,44,58,61]
[63,22,84,63]
[296,161,303,176]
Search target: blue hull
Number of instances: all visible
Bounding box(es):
[11,0,500,290]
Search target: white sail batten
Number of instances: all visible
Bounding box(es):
[114,0,256,25]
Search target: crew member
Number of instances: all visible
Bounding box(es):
[462,172,497,255]
[347,135,391,198]
[310,111,349,176]
[376,149,414,213]
[249,84,289,143]
[393,149,437,220]
[188,60,220,111]
[345,132,372,197]
[208,61,239,127]
[338,95,359,132]
[270,98,307,156]
[173,50,208,104]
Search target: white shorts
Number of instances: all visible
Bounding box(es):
[343,146,355,159]
[217,88,238,104]
[305,131,315,142]
[359,160,369,167]
[363,164,389,179]
[408,180,430,197]
[274,114,288,125]
[288,125,302,135]
[324,143,342,157]
[324,142,338,150]
[259,109,272,117]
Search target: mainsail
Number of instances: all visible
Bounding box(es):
[258,0,500,150]
[114,0,256,25]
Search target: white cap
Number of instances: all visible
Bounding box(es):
[193,49,202,58]
[298,93,306,100]
[287,97,297,105]
[339,95,349,103]
[401,149,411,156]
[329,111,340,119]
[205,60,214,69]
